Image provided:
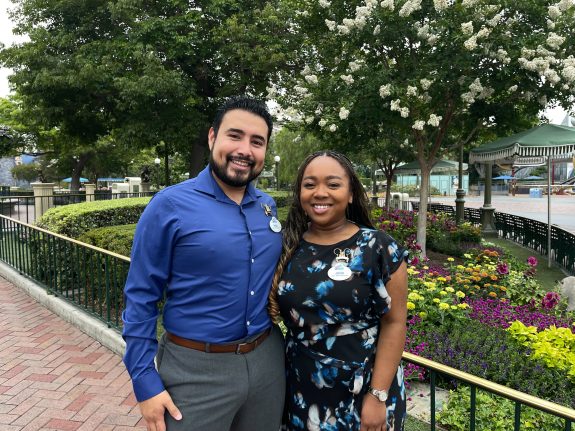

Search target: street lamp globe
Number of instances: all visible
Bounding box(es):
[274,155,281,191]
[274,155,281,163]
[154,158,161,165]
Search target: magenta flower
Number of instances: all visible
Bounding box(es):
[496,262,509,275]
[527,256,538,267]
[541,292,560,309]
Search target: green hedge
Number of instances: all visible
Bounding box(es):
[79,224,136,257]
[267,191,293,208]
[36,197,151,239]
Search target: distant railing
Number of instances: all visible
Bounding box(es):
[422,203,575,275]
[0,215,129,329]
[0,191,155,224]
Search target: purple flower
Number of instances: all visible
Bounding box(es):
[527,256,538,267]
[496,262,509,275]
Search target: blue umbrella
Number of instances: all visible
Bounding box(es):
[492,175,514,180]
[61,177,89,183]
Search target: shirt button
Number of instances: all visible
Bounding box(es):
[249,231,252,235]
[250,291,255,296]
[251,258,255,263]
[247,321,251,326]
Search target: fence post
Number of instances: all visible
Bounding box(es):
[85,184,96,202]
[31,183,55,220]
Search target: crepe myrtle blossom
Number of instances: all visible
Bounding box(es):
[464,36,478,50]
[319,0,331,8]
[420,79,433,90]
[461,22,473,35]
[339,107,350,120]
[547,19,556,29]
[400,107,410,118]
[329,124,338,132]
[325,19,336,31]
[461,0,479,6]
[305,74,319,85]
[337,24,351,35]
[399,0,422,17]
[373,24,381,35]
[508,85,518,92]
[340,74,354,85]
[548,5,561,19]
[380,0,394,11]
[379,84,392,98]
[557,0,574,11]
[407,86,418,96]
[547,33,566,50]
[348,61,363,72]
[427,114,442,127]
[318,118,327,127]
[412,120,425,130]
[433,0,449,12]
[305,116,314,124]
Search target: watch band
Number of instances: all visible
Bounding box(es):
[368,386,388,402]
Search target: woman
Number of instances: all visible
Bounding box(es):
[269,151,408,431]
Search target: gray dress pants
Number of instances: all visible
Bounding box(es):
[157,326,285,431]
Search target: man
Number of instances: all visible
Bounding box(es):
[122,96,285,431]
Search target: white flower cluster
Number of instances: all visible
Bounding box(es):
[390,99,409,118]
[487,12,503,27]
[305,116,314,124]
[305,74,319,85]
[399,0,422,17]
[427,114,442,127]
[562,56,575,83]
[508,85,518,93]
[340,74,354,85]
[461,0,478,6]
[329,124,338,132]
[461,21,473,35]
[464,36,477,51]
[319,0,331,8]
[406,86,418,96]
[348,60,363,72]
[318,119,327,127]
[420,78,433,90]
[339,107,350,120]
[325,19,336,31]
[379,84,392,98]
[547,19,556,30]
[495,49,511,64]
[433,0,449,12]
[546,32,566,50]
[461,78,493,105]
[412,120,425,130]
[380,0,394,11]
[373,24,381,35]
[548,5,561,19]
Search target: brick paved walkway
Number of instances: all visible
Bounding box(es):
[0,277,145,431]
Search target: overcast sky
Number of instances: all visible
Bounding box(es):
[0,4,571,124]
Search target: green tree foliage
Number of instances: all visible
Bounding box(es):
[10,162,39,183]
[277,0,575,253]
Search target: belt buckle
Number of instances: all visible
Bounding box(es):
[235,342,249,354]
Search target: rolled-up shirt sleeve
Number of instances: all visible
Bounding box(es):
[122,193,179,402]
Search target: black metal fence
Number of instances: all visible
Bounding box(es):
[424,203,575,275]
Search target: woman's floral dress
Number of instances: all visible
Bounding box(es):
[278,228,408,431]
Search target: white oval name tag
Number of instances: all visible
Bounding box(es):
[328,264,352,281]
[269,217,282,233]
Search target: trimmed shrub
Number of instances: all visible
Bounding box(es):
[267,190,293,208]
[79,224,136,257]
[36,197,151,238]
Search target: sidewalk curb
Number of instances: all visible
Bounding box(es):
[0,261,126,357]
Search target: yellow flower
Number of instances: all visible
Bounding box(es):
[437,277,447,283]
[489,291,497,297]
[439,302,450,310]
[439,290,447,296]
[408,292,420,301]
[456,291,465,298]
[463,254,472,259]
[419,311,428,320]
[447,257,454,262]
[445,287,455,293]
[407,302,416,310]
[457,265,465,270]
[458,303,470,309]
[423,265,429,270]
[450,305,458,310]
[433,298,440,303]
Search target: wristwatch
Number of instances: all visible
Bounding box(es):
[368,386,388,402]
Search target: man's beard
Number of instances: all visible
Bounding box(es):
[209,151,262,187]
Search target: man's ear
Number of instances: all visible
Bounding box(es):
[208,128,216,150]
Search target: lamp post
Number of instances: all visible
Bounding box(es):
[154,157,161,188]
[274,155,281,191]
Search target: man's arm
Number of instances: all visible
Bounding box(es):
[122,193,182,428]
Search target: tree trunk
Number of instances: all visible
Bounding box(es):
[70,153,91,191]
[385,174,393,211]
[417,162,431,257]
[188,126,210,178]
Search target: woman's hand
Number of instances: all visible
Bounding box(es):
[360,394,387,431]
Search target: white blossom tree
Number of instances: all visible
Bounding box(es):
[277,0,575,254]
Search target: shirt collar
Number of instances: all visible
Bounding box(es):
[193,165,261,204]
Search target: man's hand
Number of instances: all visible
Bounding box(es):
[139,390,182,431]
[360,394,387,431]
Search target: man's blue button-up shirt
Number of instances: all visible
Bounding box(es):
[122,166,282,402]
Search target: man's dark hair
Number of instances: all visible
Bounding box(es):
[212,96,273,142]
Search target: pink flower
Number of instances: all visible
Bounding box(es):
[527,256,538,267]
[541,292,560,309]
[496,262,509,275]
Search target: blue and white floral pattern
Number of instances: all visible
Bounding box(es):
[279,228,408,431]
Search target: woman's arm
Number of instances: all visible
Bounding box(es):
[360,260,408,431]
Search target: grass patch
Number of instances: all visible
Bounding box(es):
[487,237,567,291]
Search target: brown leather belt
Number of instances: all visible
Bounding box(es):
[167,328,271,354]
